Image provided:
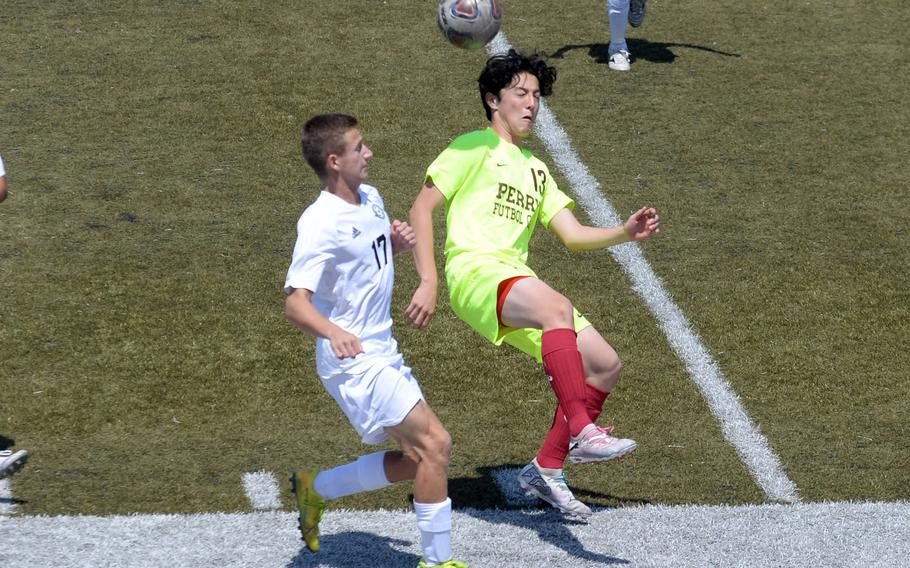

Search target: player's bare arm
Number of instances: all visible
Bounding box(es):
[285,288,364,359]
[406,182,446,330]
[549,206,660,251]
[390,220,416,255]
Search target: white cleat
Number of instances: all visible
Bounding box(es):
[517,460,593,521]
[569,424,637,464]
[0,449,29,480]
[608,50,632,72]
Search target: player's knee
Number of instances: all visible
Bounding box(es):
[407,425,451,467]
[541,295,574,328]
[401,445,423,467]
[426,426,452,466]
[588,353,623,390]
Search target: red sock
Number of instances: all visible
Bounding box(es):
[537,384,610,469]
[541,328,590,437]
[585,383,610,423]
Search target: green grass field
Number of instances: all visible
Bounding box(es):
[1,0,908,517]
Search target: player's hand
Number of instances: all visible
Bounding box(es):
[390,220,416,254]
[327,328,364,359]
[624,207,660,241]
[406,282,437,330]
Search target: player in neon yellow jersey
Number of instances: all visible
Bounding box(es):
[407,50,660,519]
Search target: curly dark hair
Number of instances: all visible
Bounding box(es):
[478,49,557,121]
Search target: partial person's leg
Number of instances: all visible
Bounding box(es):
[570,327,637,462]
[293,452,398,553]
[500,277,592,437]
[501,325,593,520]
[629,0,648,27]
[606,0,632,70]
[607,0,630,53]
[537,326,636,466]
[311,451,394,499]
[385,400,451,503]
[292,362,424,553]
[577,326,623,394]
[386,400,456,567]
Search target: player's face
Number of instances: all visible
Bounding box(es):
[489,72,541,140]
[333,128,373,185]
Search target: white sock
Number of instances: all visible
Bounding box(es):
[607,0,630,53]
[414,497,453,566]
[313,451,390,500]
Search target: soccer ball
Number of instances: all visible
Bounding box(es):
[436,0,503,50]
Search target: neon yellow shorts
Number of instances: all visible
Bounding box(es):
[446,255,591,363]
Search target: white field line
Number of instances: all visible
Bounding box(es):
[0,479,16,515]
[2,502,909,568]
[242,471,282,510]
[486,34,800,503]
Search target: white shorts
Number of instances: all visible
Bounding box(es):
[322,358,424,445]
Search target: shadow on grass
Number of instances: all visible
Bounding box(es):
[449,464,652,509]
[462,506,631,565]
[446,464,645,565]
[0,435,15,451]
[287,533,419,568]
[0,495,28,507]
[285,464,644,566]
[550,39,740,65]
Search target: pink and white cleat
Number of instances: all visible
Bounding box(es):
[568,424,637,464]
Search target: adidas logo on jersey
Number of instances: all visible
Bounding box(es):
[352,227,361,238]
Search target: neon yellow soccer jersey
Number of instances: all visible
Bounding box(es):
[426,128,589,359]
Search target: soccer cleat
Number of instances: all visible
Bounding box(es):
[290,469,326,552]
[569,424,637,464]
[608,50,632,72]
[629,0,648,27]
[518,461,593,521]
[0,449,29,480]
[417,560,469,568]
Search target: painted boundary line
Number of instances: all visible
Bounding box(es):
[486,34,800,503]
[0,479,16,515]
[241,470,282,510]
[2,502,908,567]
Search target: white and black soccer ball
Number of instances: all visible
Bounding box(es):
[436,0,503,50]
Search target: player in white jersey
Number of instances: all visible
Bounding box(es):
[284,114,467,568]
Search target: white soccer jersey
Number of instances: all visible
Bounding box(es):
[0,155,5,176]
[284,184,402,379]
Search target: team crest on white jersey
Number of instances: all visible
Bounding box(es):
[372,204,386,219]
